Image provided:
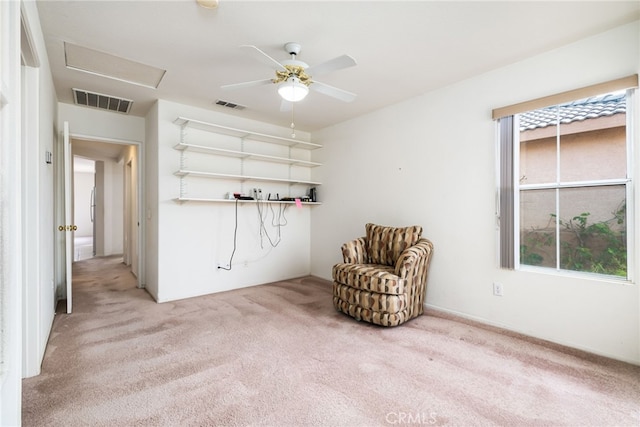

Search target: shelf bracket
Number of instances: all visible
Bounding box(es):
[179,175,187,199]
[240,137,245,194]
[180,122,188,144]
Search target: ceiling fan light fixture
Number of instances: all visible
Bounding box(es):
[278,77,309,102]
[196,0,219,9]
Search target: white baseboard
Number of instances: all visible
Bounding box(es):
[424,303,640,366]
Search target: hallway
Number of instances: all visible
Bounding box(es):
[61,255,142,313]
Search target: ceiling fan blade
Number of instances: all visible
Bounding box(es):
[221,79,273,91]
[240,45,288,72]
[310,81,357,103]
[305,54,357,77]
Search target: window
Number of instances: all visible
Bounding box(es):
[495,76,637,280]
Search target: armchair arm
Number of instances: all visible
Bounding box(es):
[394,238,434,279]
[341,237,368,264]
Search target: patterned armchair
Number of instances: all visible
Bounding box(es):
[332,223,434,327]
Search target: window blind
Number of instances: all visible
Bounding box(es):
[498,116,515,269]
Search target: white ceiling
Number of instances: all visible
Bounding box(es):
[36,0,640,132]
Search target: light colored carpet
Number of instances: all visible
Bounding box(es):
[22,256,640,426]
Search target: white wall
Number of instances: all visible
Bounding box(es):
[0,2,22,424]
[146,100,313,302]
[58,103,145,143]
[145,103,159,300]
[74,169,94,238]
[311,21,640,364]
[21,0,58,382]
[2,0,58,421]
[106,160,124,254]
[94,159,124,256]
[122,145,140,277]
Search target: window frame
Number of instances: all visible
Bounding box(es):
[495,80,637,283]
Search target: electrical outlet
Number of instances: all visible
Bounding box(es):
[493,282,503,297]
[250,188,263,200]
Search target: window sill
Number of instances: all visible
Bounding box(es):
[517,265,634,285]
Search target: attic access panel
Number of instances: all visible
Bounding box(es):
[64,42,166,89]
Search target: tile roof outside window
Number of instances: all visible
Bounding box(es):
[519,92,626,131]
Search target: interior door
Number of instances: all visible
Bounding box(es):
[63,121,73,313]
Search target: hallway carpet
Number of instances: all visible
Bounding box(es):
[22,256,640,426]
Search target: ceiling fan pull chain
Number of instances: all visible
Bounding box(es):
[291,102,296,139]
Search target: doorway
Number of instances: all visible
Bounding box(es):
[69,137,141,281]
[73,156,95,261]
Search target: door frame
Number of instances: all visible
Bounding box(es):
[55,131,145,293]
[63,122,73,313]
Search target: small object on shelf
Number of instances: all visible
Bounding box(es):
[233,192,241,199]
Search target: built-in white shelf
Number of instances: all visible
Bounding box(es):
[174,117,322,201]
[174,116,321,150]
[173,142,322,167]
[174,170,322,186]
[174,197,322,205]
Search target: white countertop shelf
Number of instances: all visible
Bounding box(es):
[174,197,322,205]
[174,116,322,150]
[173,142,322,167]
[174,170,322,186]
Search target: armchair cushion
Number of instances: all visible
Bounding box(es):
[332,263,404,295]
[365,223,423,266]
[333,282,407,314]
[340,237,368,264]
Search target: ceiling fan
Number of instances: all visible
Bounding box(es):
[221,42,357,104]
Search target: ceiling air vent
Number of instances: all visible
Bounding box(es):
[215,99,246,110]
[73,88,133,114]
